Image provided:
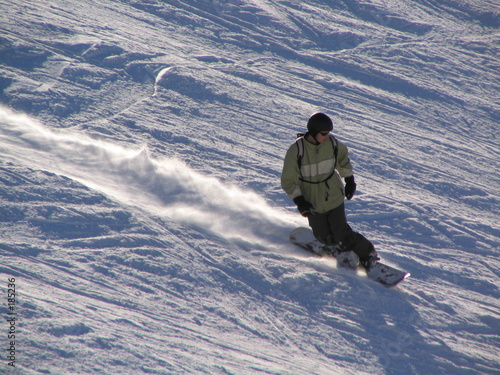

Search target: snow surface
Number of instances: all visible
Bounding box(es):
[0,0,499,374]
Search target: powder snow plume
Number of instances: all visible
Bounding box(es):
[0,106,299,246]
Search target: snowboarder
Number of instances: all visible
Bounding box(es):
[281,112,378,270]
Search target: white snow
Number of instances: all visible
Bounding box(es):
[0,0,499,374]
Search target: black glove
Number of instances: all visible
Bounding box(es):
[293,196,314,217]
[344,176,357,200]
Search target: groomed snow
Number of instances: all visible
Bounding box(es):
[0,0,498,374]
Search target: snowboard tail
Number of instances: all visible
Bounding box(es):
[289,227,410,288]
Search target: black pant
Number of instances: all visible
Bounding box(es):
[308,203,372,260]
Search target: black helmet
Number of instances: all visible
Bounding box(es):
[307,113,333,135]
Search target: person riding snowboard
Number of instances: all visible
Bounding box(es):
[281,112,378,270]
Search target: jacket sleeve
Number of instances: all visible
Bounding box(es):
[336,141,354,178]
[281,144,302,200]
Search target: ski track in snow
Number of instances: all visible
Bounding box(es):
[0,0,499,374]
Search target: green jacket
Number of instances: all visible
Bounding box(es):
[281,135,354,214]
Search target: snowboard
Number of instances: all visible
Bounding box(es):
[289,227,410,288]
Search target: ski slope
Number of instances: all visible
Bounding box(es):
[0,0,499,374]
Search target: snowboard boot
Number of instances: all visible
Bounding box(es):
[359,243,379,272]
[319,244,358,269]
[320,243,342,257]
[327,241,359,269]
[336,250,359,269]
